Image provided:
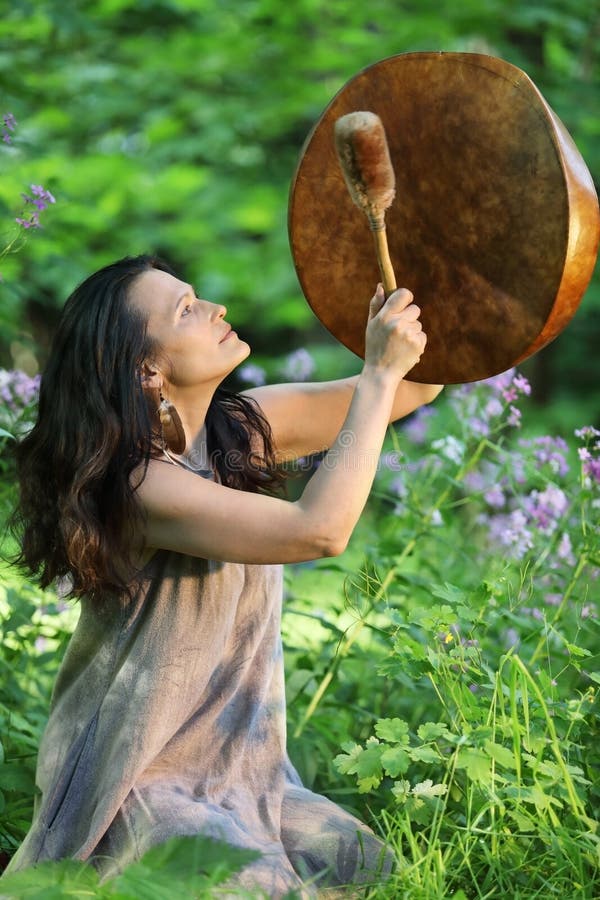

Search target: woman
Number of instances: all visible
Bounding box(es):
[3,254,441,896]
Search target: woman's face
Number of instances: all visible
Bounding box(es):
[129,267,250,389]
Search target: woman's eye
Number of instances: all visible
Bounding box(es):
[181,304,192,317]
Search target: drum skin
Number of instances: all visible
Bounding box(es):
[289,52,600,384]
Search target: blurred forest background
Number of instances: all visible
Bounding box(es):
[0,0,598,428]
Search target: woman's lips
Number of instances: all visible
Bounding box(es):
[221,329,236,342]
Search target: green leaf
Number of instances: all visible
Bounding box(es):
[417,722,451,742]
[564,642,591,658]
[111,835,260,897]
[391,779,411,802]
[412,779,448,799]
[333,743,363,775]
[380,746,410,778]
[0,859,101,897]
[409,746,440,764]
[484,740,517,771]
[0,763,36,793]
[430,582,465,605]
[455,748,491,785]
[374,717,410,744]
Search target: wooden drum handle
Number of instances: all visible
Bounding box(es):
[334,111,398,297]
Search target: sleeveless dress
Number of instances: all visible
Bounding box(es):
[2,463,394,896]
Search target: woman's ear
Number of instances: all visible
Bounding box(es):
[139,362,162,391]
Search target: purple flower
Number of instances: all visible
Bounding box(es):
[575,426,600,441]
[402,405,437,444]
[481,368,516,393]
[518,436,569,477]
[507,405,521,427]
[512,375,531,396]
[464,470,486,492]
[16,212,41,229]
[16,183,56,229]
[556,532,575,564]
[0,369,40,428]
[470,417,490,437]
[484,397,503,419]
[578,448,592,462]
[29,183,56,210]
[389,475,408,499]
[523,484,568,535]
[2,111,16,143]
[484,485,505,508]
[583,458,600,484]
[504,627,520,648]
[488,509,533,559]
[502,374,531,403]
[238,363,266,386]
[281,348,315,382]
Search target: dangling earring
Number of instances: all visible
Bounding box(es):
[157,389,186,455]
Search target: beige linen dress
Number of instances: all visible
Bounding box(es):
[2,463,394,896]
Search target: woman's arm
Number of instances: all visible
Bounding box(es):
[133,286,426,565]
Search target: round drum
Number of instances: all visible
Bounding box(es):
[289,52,600,383]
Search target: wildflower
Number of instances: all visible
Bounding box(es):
[0,369,40,432]
[470,417,490,437]
[238,363,266,386]
[523,484,568,535]
[464,470,486,492]
[501,372,531,404]
[484,397,503,419]
[519,436,569,477]
[583,457,600,485]
[484,485,505,508]
[432,435,465,465]
[504,627,520,648]
[280,348,315,382]
[513,374,531,396]
[2,112,16,143]
[17,183,56,229]
[507,405,521,427]
[556,532,575,564]
[28,184,56,210]
[16,212,41,229]
[575,426,600,441]
[578,447,592,462]
[544,593,562,607]
[488,509,533,559]
[389,476,408,499]
[481,368,515,393]
[430,509,443,526]
[402,405,437,444]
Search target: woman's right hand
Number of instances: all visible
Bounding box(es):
[364,283,427,381]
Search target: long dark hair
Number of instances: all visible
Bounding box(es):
[5,254,288,604]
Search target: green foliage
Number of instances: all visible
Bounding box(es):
[282,374,599,898]
[0,0,599,402]
[0,834,261,898]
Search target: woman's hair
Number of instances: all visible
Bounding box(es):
[5,254,288,604]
